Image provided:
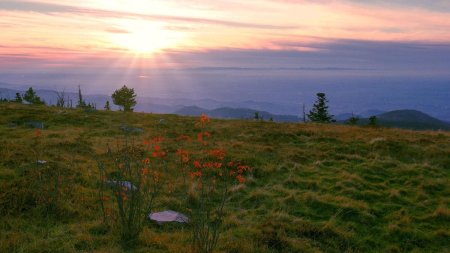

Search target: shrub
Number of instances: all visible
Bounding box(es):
[55,90,66,107]
[104,100,111,111]
[97,138,166,248]
[347,115,359,125]
[368,116,378,127]
[177,113,250,253]
[111,85,137,112]
[14,93,23,103]
[96,113,249,251]
[23,87,44,105]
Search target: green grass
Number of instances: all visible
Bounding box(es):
[0,102,449,252]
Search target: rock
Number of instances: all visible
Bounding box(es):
[106,180,137,191]
[120,125,144,134]
[25,121,44,129]
[158,119,167,125]
[37,160,47,165]
[149,210,189,224]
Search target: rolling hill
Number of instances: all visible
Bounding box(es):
[0,85,298,116]
[0,102,449,252]
[356,110,450,130]
[175,106,300,122]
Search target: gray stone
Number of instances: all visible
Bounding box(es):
[120,125,144,134]
[37,160,47,165]
[25,121,44,129]
[149,210,189,224]
[106,180,137,191]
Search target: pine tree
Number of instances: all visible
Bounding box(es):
[347,113,359,125]
[307,92,334,123]
[104,100,111,111]
[23,87,44,105]
[77,85,87,108]
[111,85,137,112]
[14,93,23,103]
[302,103,306,122]
[368,116,378,127]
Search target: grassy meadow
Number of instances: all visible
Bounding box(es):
[0,102,449,252]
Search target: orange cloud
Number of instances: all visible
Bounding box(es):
[1,0,450,67]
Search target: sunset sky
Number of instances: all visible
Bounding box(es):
[1,0,450,119]
[1,0,450,72]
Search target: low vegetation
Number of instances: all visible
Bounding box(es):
[0,102,449,252]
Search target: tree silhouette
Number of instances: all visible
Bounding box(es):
[14,93,23,103]
[23,87,44,105]
[368,116,378,127]
[347,113,359,125]
[104,100,111,111]
[77,85,87,108]
[111,85,137,112]
[55,90,66,107]
[307,92,334,123]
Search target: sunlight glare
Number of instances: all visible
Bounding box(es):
[111,21,184,55]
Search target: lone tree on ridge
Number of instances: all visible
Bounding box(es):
[14,93,23,103]
[104,100,111,111]
[23,87,44,105]
[111,85,137,112]
[77,85,87,108]
[307,92,334,123]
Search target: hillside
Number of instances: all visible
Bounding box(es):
[0,86,297,116]
[379,109,449,125]
[356,110,450,131]
[175,105,299,122]
[0,102,449,252]
[335,110,386,121]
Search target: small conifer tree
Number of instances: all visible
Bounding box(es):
[111,85,137,112]
[347,113,359,125]
[77,85,87,108]
[368,116,378,127]
[104,100,111,111]
[15,93,23,103]
[307,92,334,123]
[23,87,44,105]
[254,112,259,120]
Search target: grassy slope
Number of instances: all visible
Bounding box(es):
[0,103,449,253]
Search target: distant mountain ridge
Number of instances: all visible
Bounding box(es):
[0,86,297,115]
[0,86,300,122]
[335,110,386,121]
[343,110,450,131]
[1,86,449,130]
[375,110,450,130]
[175,106,299,122]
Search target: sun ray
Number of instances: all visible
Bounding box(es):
[110,20,185,55]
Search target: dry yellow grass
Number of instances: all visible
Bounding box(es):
[0,102,449,252]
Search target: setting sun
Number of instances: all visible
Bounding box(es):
[1,0,450,252]
[110,21,184,54]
